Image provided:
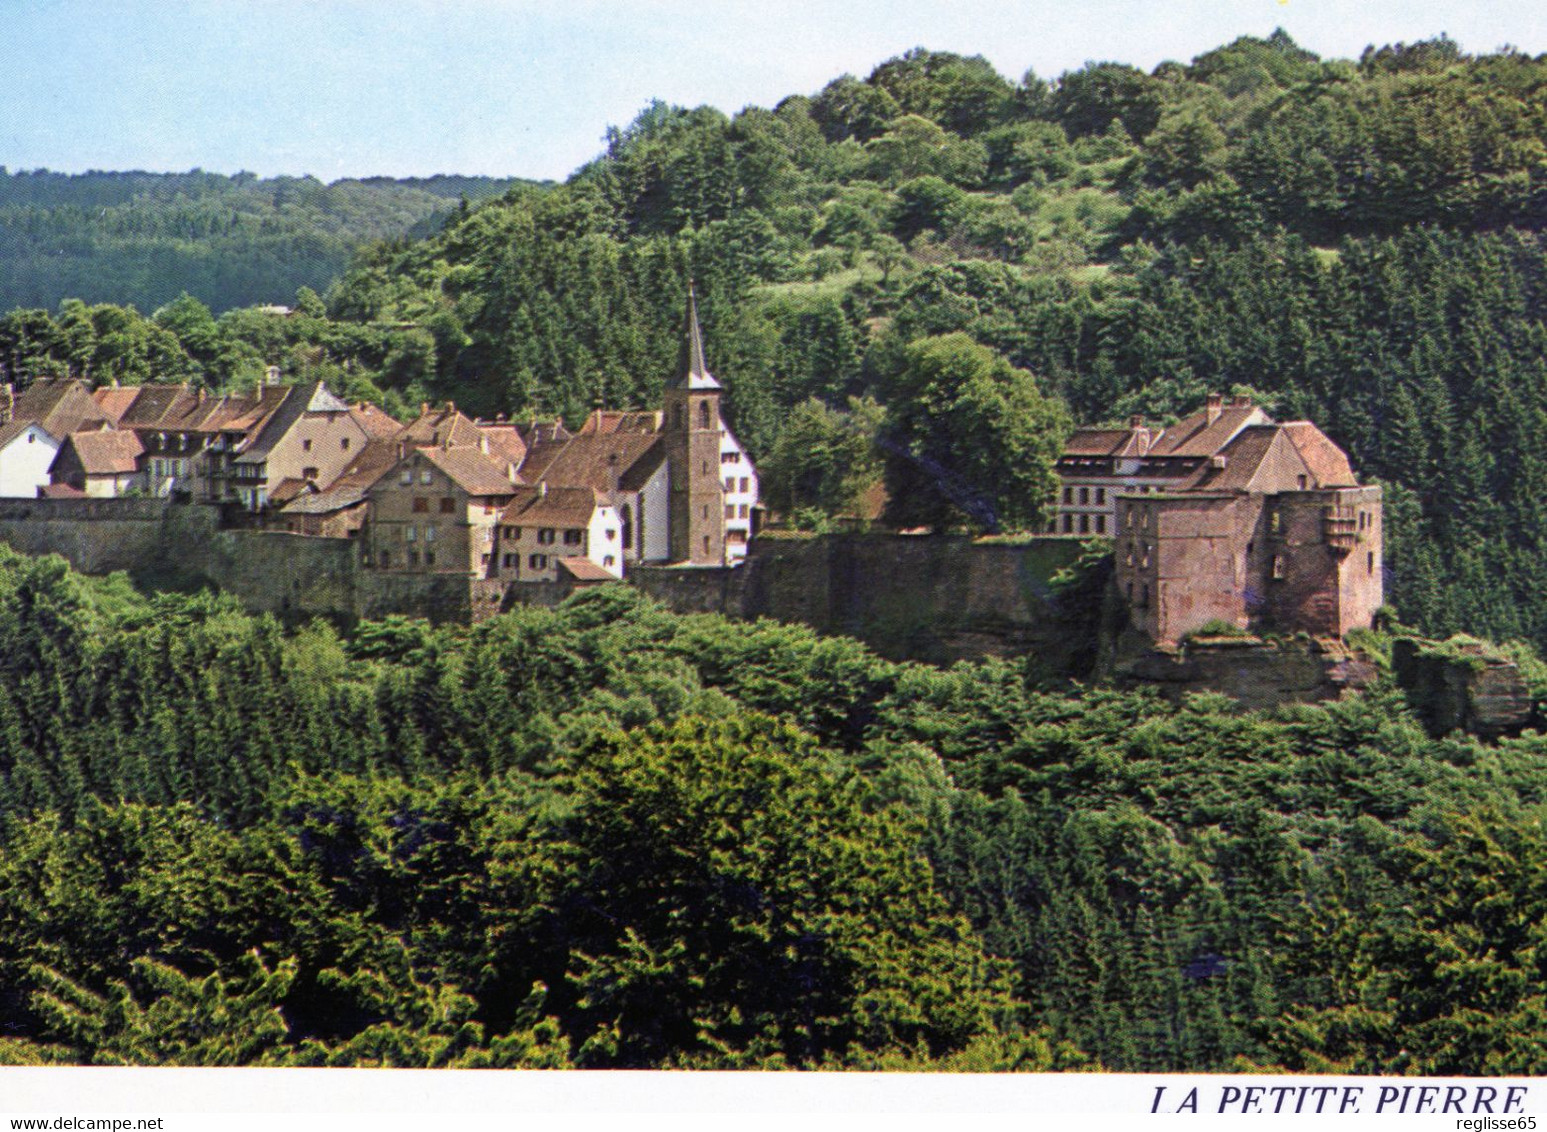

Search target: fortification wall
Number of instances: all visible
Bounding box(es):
[0,497,181,575]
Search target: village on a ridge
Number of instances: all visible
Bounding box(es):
[0,290,1380,648]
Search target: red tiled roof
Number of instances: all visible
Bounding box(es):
[350,402,402,439]
[501,485,602,529]
[63,429,144,475]
[522,433,663,494]
[417,445,517,497]
[13,379,110,436]
[1281,422,1357,487]
[39,483,86,499]
[400,405,482,449]
[558,557,616,582]
[1146,402,1272,459]
[577,409,661,435]
[1063,426,1153,458]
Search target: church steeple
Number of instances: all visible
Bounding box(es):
[676,282,722,391]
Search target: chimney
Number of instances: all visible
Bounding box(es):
[1205,393,1223,425]
[538,482,548,498]
[1231,394,1252,408]
[1211,454,1228,470]
[1129,414,1144,429]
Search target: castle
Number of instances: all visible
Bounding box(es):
[1053,394,1383,645]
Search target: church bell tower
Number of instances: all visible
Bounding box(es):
[663,284,725,565]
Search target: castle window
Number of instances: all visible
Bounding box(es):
[1273,555,1285,579]
[413,497,429,513]
[440,497,455,513]
[1095,488,1106,505]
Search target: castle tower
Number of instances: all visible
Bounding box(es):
[663,285,725,565]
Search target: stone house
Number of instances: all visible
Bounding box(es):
[363,443,517,575]
[1113,417,1382,644]
[492,484,623,583]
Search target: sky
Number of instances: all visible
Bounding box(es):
[2,0,1543,183]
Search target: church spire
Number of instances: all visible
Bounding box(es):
[677,281,721,390]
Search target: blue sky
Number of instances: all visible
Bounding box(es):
[2,0,1543,182]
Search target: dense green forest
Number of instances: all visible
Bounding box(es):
[5,32,1547,648]
[0,548,1544,1071]
[0,169,535,314]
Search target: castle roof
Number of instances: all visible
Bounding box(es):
[1146,399,1271,459]
[1281,421,1357,487]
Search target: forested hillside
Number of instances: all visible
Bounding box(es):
[0,548,1545,1071]
[7,32,1541,649]
[0,169,535,314]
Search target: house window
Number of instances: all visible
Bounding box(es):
[405,526,416,542]
[426,552,436,566]
[699,402,711,428]
[529,553,546,570]
[563,530,583,545]
[1297,474,1308,490]
[604,555,615,568]
[1273,555,1285,579]
[725,504,736,520]
[413,497,429,513]
[605,529,616,541]
[400,470,412,486]
[1126,506,1134,529]
[702,505,709,519]
[722,452,739,464]
[420,470,432,485]
[1141,584,1149,607]
[424,526,436,543]
[1062,514,1073,533]
[1125,546,1133,566]
[739,478,749,493]
[538,528,556,544]
[407,550,420,567]
[724,477,735,492]
[1079,487,1089,505]
[440,497,455,513]
[506,526,521,539]
[620,505,633,550]
[702,460,710,475]
[1079,515,1089,534]
[1270,509,1281,535]
[1095,514,1106,534]
[379,552,389,568]
[341,438,350,451]
[1368,552,1375,575]
[739,504,748,518]
[1063,487,1073,505]
[303,467,318,481]
[1095,487,1106,505]
[302,439,312,453]
[1141,544,1150,569]
[503,553,515,568]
